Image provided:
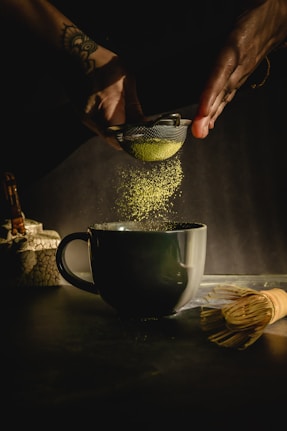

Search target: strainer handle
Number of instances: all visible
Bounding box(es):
[148,112,181,127]
[107,112,181,135]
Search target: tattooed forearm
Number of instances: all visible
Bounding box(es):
[62,24,98,74]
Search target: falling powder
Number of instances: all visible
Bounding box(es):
[114,154,183,222]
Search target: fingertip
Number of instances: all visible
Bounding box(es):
[191,119,209,139]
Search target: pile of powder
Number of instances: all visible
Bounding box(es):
[114,154,183,222]
[121,138,183,162]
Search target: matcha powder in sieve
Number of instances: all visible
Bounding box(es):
[114,154,183,221]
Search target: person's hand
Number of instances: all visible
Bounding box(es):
[191,0,287,139]
[63,43,145,150]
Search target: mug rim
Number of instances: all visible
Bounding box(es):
[89,221,207,233]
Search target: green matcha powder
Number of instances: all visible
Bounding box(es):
[115,154,183,222]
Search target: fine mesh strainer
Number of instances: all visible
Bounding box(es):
[107,113,192,162]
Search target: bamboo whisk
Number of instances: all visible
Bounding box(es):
[200,285,287,350]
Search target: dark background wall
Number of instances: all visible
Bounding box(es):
[1,3,286,275]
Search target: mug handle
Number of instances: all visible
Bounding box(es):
[56,232,99,294]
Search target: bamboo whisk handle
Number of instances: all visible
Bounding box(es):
[260,288,287,324]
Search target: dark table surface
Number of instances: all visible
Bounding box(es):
[2,274,287,426]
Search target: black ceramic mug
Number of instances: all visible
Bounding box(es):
[56,221,207,318]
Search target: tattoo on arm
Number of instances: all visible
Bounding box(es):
[62,24,98,74]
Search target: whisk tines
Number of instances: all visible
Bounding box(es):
[200,284,287,350]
